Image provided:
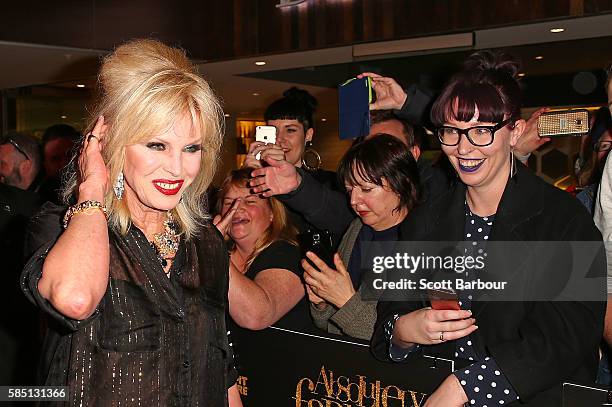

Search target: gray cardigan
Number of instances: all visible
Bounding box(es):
[309,218,378,340]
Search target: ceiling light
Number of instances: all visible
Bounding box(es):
[321,118,327,122]
[518,73,526,77]
[254,61,266,66]
[550,28,565,33]
[60,115,67,119]
[224,113,230,117]
[252,92,260,96]
[76,84,85,88]
[534,55,544,60]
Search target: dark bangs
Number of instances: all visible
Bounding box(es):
[431,82,509,126]
[264,87,317,130]
[264,99,311,129]
[337,134,421,212]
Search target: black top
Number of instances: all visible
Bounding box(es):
[244,240,312,332]
[21,203,236,406]
[372,164,606,406]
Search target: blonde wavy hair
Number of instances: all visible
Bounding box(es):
[215,168,298,269]
[63,39,224,239]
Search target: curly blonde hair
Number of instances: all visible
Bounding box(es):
[64,39,224,239]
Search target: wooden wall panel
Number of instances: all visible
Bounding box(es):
[0,0,611,61]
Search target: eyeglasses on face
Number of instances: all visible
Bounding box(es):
[0,136,30,161]
[436,118,514,147]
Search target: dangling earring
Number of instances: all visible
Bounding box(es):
[113,172,124,200]
[510,150,516,179]
[301,141,322,171]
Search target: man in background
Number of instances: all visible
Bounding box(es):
[0,132,41,190]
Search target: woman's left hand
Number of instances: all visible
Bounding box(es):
[424,374,468,407]
[302,252,356,308]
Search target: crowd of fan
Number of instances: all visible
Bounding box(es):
[2,49,612,406]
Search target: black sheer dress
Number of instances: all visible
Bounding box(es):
[21,204,236,406]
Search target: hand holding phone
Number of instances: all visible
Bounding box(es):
[254,125,277,159]
[298,229,335,269]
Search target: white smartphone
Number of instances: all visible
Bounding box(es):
[254,125,277,159]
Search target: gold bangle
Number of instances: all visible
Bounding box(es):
[63,200,108,229]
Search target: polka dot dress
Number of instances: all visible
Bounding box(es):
[384,204,520,406]
[453,205,519,406]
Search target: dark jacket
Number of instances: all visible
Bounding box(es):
[372,164,606,406]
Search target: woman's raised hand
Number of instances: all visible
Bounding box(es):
[357,72,407,111]
[249,156,301,197]
[302,252,356,309]
[213,198,241,238]
[393,308,477,346]
[78,116,109,201]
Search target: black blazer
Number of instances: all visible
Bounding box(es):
[372,164,606,406]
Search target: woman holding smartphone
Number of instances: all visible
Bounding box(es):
[243,88,340,234]
[372,51,605,407]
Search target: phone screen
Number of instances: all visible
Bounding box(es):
[298,230,335,269]
[427,289,460,311]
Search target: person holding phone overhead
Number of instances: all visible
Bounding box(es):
[243,87,343,236]
[302,135,420,340]
[372,51,605,406]
[20,39,242,406]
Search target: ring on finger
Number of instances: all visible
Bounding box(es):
[439,331,445,341]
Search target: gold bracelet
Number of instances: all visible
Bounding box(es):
[63,200,108,229]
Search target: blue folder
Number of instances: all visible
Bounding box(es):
[338,77,371,140]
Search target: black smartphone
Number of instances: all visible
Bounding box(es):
[298,229,335,269]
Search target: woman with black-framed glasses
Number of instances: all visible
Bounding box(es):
[372,51,606,407]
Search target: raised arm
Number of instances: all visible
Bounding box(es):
[37,117,110,320]
[250,158,354,236]
[228,264,304,330]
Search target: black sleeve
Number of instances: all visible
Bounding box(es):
[277,168,355,237]
[20,202,101,332]
[246,240,302,279]
[489,213,606,402]
[393,84,434,125]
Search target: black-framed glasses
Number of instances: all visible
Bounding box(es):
[595,141,612,153]
[0,136,30,161]
[436,118,514,147]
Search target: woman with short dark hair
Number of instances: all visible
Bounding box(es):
[302,134,420,340]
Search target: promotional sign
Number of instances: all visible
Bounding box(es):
[232,327,455,406]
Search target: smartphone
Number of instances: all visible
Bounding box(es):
[254,125,277,159]
[338,77,372,140]
[537,109,589,137]
[427,288,460,311]
[298,229,335,269]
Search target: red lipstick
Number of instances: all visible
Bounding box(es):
[152,179,184,195]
